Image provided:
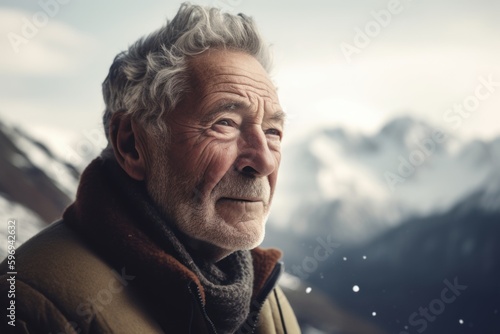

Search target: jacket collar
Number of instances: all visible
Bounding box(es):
[63,157,283,304]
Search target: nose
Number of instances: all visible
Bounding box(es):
[235,127,277,178]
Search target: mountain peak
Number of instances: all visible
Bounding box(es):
[378,116,430,139]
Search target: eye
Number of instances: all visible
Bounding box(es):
[212,118,238,133]
[265,128,282,138]
[217,119,231,126]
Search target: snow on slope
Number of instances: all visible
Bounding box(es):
[0,122,80,198]
[270,116,500,243]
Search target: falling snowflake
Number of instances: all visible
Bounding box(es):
[306,287,312,294]
[353,285,360,292]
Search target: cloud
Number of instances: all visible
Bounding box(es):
[0,7,97,75]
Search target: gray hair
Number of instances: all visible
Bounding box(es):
[101,2,272,154]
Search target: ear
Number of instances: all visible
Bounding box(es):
[109,112,147,181]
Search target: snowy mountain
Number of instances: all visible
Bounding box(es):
[269,116,500,245]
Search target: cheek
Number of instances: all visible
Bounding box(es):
[201,146,238,190]
[175,141,238,193]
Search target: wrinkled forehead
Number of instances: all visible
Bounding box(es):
[187,49,279,103]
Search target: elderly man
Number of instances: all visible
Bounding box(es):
[0,3,300,334]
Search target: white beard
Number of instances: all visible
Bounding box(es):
[145,141,271,253]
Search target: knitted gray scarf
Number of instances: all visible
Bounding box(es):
[145,208,254,334]
[106,159,254,333]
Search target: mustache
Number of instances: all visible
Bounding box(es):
[213,174,271,202]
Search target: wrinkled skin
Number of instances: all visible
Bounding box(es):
[144,50,285,261]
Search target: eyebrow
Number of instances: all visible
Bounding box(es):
[269,110,287,125]
[202,100,286,126]
[201,101,247,123]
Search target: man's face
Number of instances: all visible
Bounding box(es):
[145,50,284,253]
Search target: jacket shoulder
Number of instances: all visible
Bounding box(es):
[0,221,162,333]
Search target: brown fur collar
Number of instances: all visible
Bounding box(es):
[63,157,282,307]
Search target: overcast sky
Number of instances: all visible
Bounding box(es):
[1,0,499,153]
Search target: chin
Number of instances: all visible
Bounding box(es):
[225,223,266,250]
[209,219,266,250]
[180,214,267,252]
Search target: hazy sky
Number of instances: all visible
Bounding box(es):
[1,0,499,153]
